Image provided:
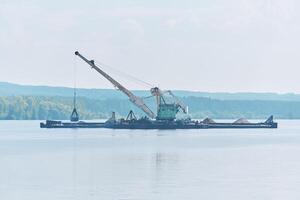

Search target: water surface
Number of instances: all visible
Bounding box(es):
[0,120,300,200]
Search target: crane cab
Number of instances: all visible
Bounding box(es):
[156,103,179,121]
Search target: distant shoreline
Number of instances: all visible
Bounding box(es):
[1,82,300,120]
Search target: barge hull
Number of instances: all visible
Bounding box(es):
[40,117,277,129]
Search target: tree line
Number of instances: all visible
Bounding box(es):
[0,96,300,120]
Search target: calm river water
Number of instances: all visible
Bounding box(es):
[0,120,300,200]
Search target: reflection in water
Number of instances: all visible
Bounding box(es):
[155,152,179,166]
[72,132,97,200]
[0,120,300,200]
[153,152,180,191]
[72,132,77,199]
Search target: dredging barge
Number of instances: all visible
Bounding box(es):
[40,51,278,129]
[40,115,277,129]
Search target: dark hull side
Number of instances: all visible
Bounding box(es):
[40,120,278,129]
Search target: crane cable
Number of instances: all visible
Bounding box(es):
[93,58,155,88]
[73,55,79,103]
[73,55,77,94]
[77,56,180,103]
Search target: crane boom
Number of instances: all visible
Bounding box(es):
[166,90,188,114]
[75,51,156,119]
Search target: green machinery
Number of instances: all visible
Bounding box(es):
[150,87,187,121]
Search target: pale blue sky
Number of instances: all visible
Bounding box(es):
[1,0,300,92]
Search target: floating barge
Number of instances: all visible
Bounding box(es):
[40,115,277,129]
[40,51,278,130]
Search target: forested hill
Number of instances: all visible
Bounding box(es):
[1,82,300,120]
[0,96,300,120]
[1,82,300,101]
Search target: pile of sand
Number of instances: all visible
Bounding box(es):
[233,118,250,124]
[202,118,216,124]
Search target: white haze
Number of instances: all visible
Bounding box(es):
[0,0,300,93]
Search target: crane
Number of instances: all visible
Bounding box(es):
[75,51,156,119]
[150,87,188,120]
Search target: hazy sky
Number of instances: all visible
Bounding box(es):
[1,0,300,92]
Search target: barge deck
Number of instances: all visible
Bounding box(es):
[40,116,277,129]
